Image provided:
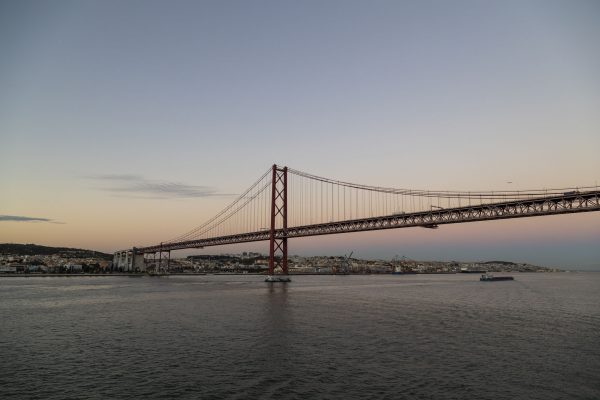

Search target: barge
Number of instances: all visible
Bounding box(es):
[480,273,514,282]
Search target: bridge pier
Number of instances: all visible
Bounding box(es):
[112,249,145,272]
[149,246,171,273]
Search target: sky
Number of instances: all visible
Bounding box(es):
[1,0,599,269]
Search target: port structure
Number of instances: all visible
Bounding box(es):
[114,165,600,273]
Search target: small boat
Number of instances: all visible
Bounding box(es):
[265,275,291,283]
[480,273,513,282]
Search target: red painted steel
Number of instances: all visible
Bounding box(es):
[134,190,600,254]
[268,165,277,275]
[128,164,600,260]
[268,165,288,275]
[282,166,288,274]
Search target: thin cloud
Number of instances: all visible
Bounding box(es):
[85,174,228,199]
[105,182,217,198]
[85,174,142,181]
[0,215,64,224]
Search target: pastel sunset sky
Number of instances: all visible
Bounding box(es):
[1,0,599,269]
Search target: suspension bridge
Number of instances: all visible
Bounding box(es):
[114,165,600,274]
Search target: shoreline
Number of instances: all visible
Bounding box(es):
[0,271,570,278]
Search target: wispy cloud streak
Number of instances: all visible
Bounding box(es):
[0,215,64,224]
[86,174,143,181]
[85,174,226,199]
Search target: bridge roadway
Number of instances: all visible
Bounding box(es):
[135,190,600,255]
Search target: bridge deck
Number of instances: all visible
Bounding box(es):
[135,190,600,254]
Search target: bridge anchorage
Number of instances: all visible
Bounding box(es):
[114,164,600,278]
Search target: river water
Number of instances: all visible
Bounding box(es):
[1,273,599,399]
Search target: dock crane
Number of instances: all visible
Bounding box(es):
[337,251,353,274]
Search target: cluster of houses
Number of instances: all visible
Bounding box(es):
[1,250,553,275]
[167,254,553,274]
[0,254,111,274]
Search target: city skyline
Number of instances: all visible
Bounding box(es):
[1,1,599,269]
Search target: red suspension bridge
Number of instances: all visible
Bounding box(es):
[114,165,600,274]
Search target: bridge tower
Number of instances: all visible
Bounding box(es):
[268,165,288,275]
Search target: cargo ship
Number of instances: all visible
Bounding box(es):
[480,273,514,282]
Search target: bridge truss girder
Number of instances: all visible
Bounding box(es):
[285,191,600,238]
[133,191,599,254]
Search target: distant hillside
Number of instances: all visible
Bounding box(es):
[0,243,112,260]
[482,260,518,265]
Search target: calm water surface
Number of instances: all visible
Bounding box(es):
[1,273,599,399]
